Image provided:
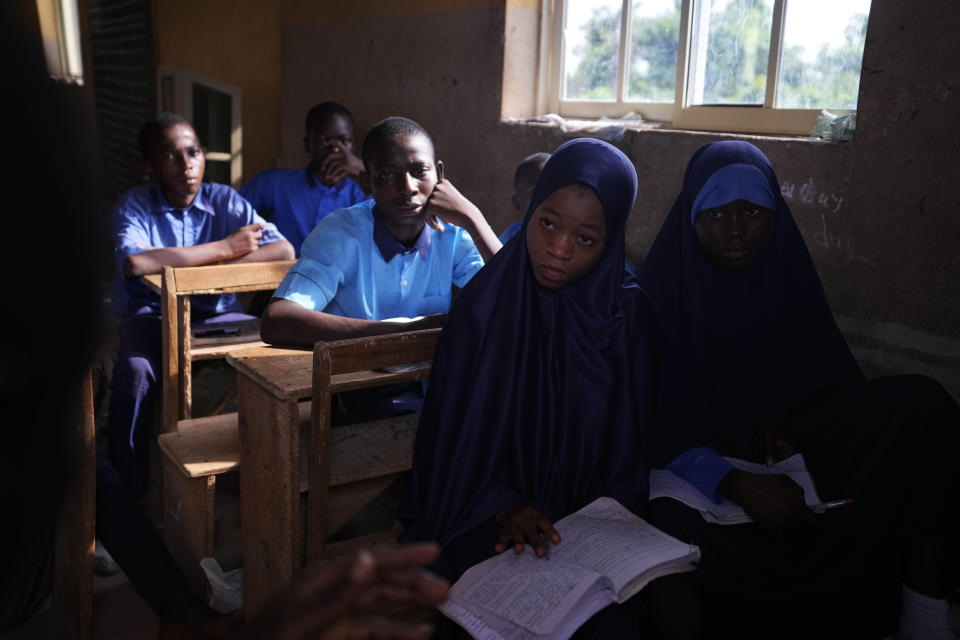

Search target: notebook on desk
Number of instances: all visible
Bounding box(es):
[191,318,261,339]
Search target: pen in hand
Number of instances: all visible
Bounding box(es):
[811,498,854,514]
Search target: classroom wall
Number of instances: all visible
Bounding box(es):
[152,0,282,184]
[277,0,960,396]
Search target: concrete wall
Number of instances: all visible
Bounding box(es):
[153,0,282,183]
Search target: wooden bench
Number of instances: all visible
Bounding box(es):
[141,260,294,434]
[307,329,441,563]
[160,335,432,598]
[158,411,250,595]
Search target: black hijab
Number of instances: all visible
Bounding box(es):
[402,138,659,546]
[639,141,863,463]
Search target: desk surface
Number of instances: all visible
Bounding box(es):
[226,345,431,401]
[227,346,313,400]
[140,273,162,295]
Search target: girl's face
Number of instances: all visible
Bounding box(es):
[526,183,607,289]
[694,198,774,270]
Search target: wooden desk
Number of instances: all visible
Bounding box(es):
[226,345,431,614]
[140,273,162,295]
[141,262,294,431]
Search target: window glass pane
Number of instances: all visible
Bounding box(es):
[777,0,870,109]
[690,0,773,105]
[204,160,231,185]
[36,0,84,82]
[626,0,680,102]
[563,0,622,101]
[192,83,232,154]
[58,0,84,79]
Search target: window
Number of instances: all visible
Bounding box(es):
[158,68,243,188]
[35,0,84,84]
[543,0,871,134]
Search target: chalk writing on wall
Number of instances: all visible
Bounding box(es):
[781,178,843,213]
[781,178,873,268]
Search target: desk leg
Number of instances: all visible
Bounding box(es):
[237,374,301,615]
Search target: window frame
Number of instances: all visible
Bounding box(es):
[35,0,84,84]
[542,0,859,135]
[157,67,244,189]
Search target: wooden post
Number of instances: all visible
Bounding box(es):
[178,295,191,422]
[236,373,303,615]
[53,370,95,640]
[161,266,179,433]
[162,456,215,597]
[307,346,333,563]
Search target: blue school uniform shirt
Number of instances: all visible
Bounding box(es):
[240,167,367,256]
[499,219,523,244]
[666,447,735,503]
[274,200,484,319]
[110,182,285,318]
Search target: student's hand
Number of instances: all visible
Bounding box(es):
[319,141,364,186]
[717,470,815,533]
[243,543,450,640]
[753,416,796,467]
[494,502,561,558]
[423,179,484,234]
[220,224,264,259]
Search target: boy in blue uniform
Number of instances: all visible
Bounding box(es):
[260,117,501,418]
[241,102,368,255]
[499,151,550,244]
[109,113,294,492]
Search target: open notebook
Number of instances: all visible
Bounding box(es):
[440,497,700,640]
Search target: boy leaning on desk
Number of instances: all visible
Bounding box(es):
[107,112,294,494]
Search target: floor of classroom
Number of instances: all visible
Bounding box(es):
[6,482,407,640]
[7,572,160,640]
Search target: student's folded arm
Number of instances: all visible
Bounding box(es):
[462,215,502,264]
[112,203,170,278]
[425,179,502,262]
[225,185,294,262]
[260,298,407,347]
[122,242,233,278]
[452,207,501,264]
[227,237,295,264]
[122,223,274,276]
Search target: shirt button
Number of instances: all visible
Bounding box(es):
[401,279,408,287]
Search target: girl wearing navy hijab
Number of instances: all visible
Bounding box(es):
[401,139,658,592]
[640,140,960,639]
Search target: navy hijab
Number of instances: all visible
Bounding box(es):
[402,138,658,548]
[639,141,863,464]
